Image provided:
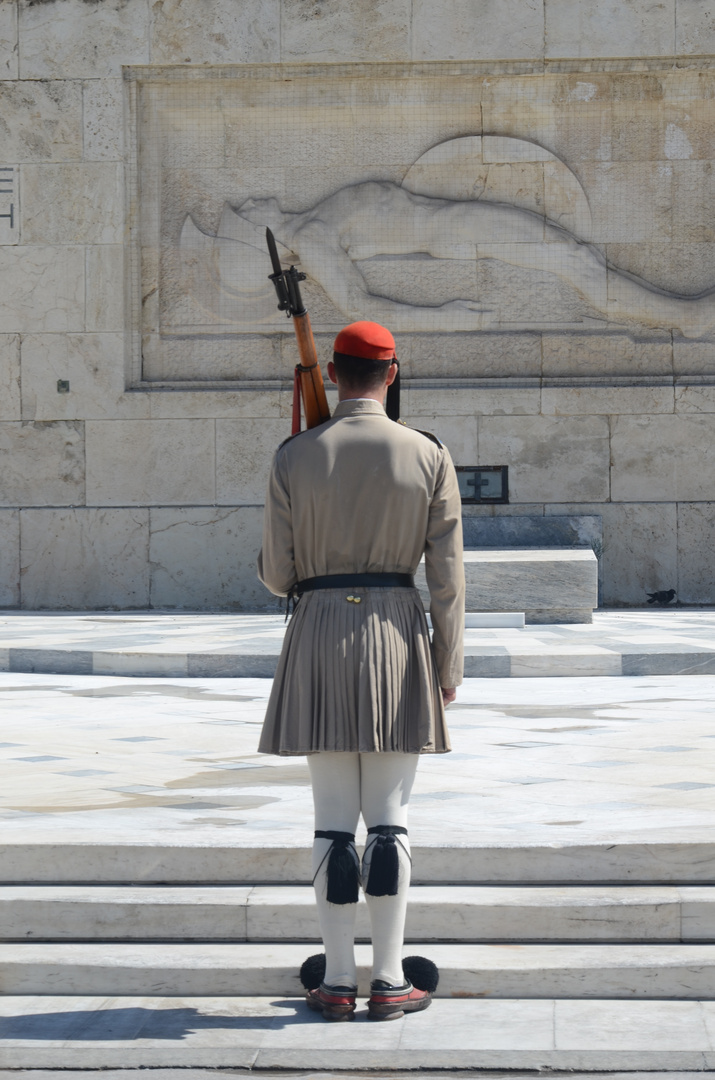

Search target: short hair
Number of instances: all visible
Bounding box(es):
[333,351,391,392]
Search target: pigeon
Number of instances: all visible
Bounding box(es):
[647,589,676,605]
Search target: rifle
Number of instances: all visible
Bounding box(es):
[266,227,331,434]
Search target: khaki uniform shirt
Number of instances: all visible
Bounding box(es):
[258,398,464,689]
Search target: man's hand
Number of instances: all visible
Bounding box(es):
[441,687,456,706]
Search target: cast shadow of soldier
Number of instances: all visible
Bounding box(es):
[0,998,328,1042]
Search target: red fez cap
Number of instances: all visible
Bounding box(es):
[333,321,396,361]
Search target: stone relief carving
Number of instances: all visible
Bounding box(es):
[175,136,713,340]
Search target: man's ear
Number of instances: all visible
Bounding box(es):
[385,360,398,387]
[327,360,338,385]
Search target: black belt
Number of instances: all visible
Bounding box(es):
[295,572,415,595]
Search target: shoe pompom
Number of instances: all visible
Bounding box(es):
[402,955,439,993]
[299,952,326,990]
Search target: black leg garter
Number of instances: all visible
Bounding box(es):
[364,825,411,897]
[313,830,360,905]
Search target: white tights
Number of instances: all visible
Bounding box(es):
[307,752,419,989]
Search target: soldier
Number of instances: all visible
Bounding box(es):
[257,320,465,1021]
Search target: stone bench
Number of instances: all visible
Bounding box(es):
[416,548,599,623]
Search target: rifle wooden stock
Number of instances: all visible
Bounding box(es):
[293,311,331,430]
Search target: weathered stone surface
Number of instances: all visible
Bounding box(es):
[542,385,674,415]
[582,162,673,245]
[413,0,544,60]
[462,513,602,550]
[149,506,274,611]
[479,415,610,502]
[0,335,20,421]
[0,0,17,79]
[541,334,673,377]
[21,334,149,422]
[677,503,715,604]
[142,336,285,383]
[672,160,715,244]
[20,508,150,610]
[151,390,283,420]
[282,0,409,61]
[403,333,542,380]
[676,0,715,53]
[22,164,123,246]
[403,414,478,463]
[86,246,125,333]
[674,340,715,377]
[611,414,715,501]
[0,510,19,606]
[151,0,279,64]
[545,0,676,58]
[606,243,715,297]
[85,420,215,506]
[407,386,540,417]
[0,421,84,507]
[599,502,678,606]
[0,80,81,162]
[19,0,150,79]
[216,419,295,504]
[83,79,123,162]
[675,385,715,413]
[0,247,84,333]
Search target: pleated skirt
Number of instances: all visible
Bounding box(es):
[258,587,451,756]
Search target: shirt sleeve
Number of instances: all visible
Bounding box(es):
[257,449,298,597]
[424,446,465,688]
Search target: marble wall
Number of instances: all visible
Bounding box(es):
[2,0,715,610]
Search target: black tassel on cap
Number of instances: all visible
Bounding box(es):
[299,952,326,990]
[314,830,359,905]
[365,825,408,897]
[385,361,400,421]
[403,955,439,994]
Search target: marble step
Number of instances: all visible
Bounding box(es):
[3,995,715,1071]
[2,942,715,999]
[2,884,714,943]
[3,995,715,1070]
[4,837,715,884]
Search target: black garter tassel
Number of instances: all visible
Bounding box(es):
[403,955,440,993]
[315,830,360,905]
[365,825,408,897]
[299,952,326,990]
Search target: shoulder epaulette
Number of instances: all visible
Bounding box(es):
[415,428,444,448]
[277,430,306,451]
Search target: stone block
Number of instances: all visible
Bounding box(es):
[20,509,150,610]
[542,385,674,416]
[85,420,215,506]
[462,514,602,550]
[0,80,82,162]
[151,0,280,63]
[676,0,715,53]
[600,503,678,606]
[402,414,477,463]
[580,162,673,245]
[402,333,542,380]
[416,549,599,622]
[282,0,409,61]
[0,0,17,78]
[406,386,540,417]
[0,421,84,507]
[19,0,150,78]
[83,80,123,162]
[21,334,149,422]
[413,0,544,60]
[150,389,284,421]
[611,414,715,501]
[0,335,20,421]
[0,246,84,333]
[606,243,715,297]
[86,246,125,333]
[216,419,296,504]
[142,335,284,383]
[22,165,124,246]
[541,333,673,377]
[676,503,715,605]
[0,510,19,606]
[675,385,715,413]
[479,415,610,502]
[672,161,715,243]
[545,0,675,58]
[674,341,715,377]
[149,506,275,611]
